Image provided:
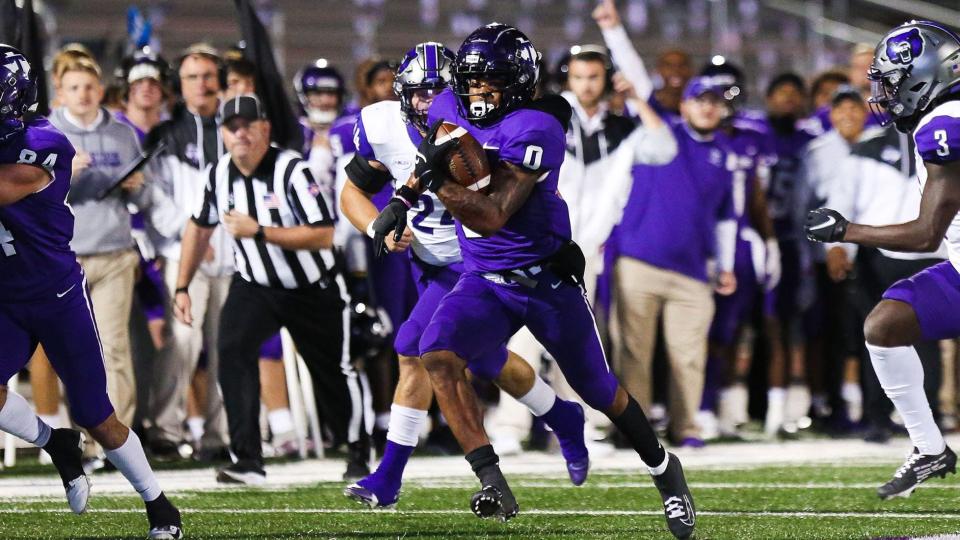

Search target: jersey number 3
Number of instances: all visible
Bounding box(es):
[935,129,950,157]
[0,219,16,256]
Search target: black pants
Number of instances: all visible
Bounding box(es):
[850,249,942,427]
[217,275,368,466]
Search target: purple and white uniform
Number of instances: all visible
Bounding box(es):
[883,101,960,340]
[418,90,618,407]
[0,117,114,428]
[710,121,775,344]
[354,100,506,365]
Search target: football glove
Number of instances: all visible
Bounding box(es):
[370,198,409,259]
[805,208,848,243]
[415,119,459,193]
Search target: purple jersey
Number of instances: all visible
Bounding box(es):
[0,117,78,303]
[717,122,775,229]
[751,117,818,241]
[427,89,571,272]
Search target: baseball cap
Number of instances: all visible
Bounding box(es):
[683,76,724,101]
[220,94,266,123]
[831,84,864,107]
[127,62,163,84]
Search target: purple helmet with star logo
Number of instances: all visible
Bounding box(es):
[867,21,960,132]
[0,44,38,141]
[451,23,541,124]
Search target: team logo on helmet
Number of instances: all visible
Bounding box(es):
[886,28,924,64]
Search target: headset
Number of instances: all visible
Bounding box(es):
[554,44,615,95]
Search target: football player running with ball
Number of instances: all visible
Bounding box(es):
[806,20,960,499]
[340,42,590,509]
[371,24,696,539]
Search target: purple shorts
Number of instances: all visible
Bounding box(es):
[0,268,115,428]
[396,257,508,368]
[710,238,759,345]
[883,260,960,341]
[368,248,418,342]
[420,270,619,410]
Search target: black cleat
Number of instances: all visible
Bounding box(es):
[43,428,91,514]
[651,453,696,540]
[146,492,183,539]
[216,461,266,485]
[470,484,519,522]
[877,445,957,500]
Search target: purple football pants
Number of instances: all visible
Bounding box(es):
[883,260,960,341]
[420,269,618,410]
[0,268,115,428]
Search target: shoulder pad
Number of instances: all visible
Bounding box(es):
[360,101,403,145]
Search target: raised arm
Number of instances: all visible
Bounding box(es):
[594,0,654,101]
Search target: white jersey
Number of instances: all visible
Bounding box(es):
[913,100,960,273]
[358,101,461,266]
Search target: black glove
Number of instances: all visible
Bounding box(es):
[415,119,459,193]
[805,208,849,242]
[370,197,409,258]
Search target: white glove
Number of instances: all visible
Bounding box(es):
[764,238,781,292]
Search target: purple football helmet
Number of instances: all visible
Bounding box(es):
[394,42,455,132]
[295,59,345,126]
[0,44,37,141]
[452,23,541,124]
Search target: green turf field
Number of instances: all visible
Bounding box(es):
[1,463,958,539]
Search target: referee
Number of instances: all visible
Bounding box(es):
[173,94,371,484]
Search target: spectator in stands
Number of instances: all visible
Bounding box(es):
[808,70,850,133]
[148,43,231,463]
[759,72,819,437]
[49,54,157,470]
[593,0,692,121]
[614,76,738,447]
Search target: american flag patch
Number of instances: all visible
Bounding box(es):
[308,182,322,197]
[263,193,282,209]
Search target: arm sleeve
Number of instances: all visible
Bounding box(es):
[629,123,677,165]
[288,162,335,226]
[190,164,220,228]
[601,24,654,101]
[715,219,737,273]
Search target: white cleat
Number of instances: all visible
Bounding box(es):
[147,525,184,539]
[65,472,92,514]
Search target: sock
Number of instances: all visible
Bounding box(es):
[465,444,502,486]
[516,377,556,416]
[765,387,786,434]
[609,395,666,470]
[186,416,205,443]
[866,343,945,455]
[649,453,669,476]
[0,390,51,447]
[38,412,61,430]
[267,408,294,436]
[375,412,391,431]
[104,430,163,501]
[367,405,427,488]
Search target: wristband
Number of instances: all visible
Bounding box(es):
[395,185,419,208]
[175,286,189,295]
[254,225,266,241]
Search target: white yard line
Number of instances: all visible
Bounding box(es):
[0,507,958,520]
[1,435,957,499]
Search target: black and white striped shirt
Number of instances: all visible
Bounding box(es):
[192,146,336,289]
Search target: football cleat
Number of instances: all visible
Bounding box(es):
[877,446,957,500]
[216,462,266,485]
[145,493,183,540]
[470,484,519,522]
[343,482,398,509]
[43,428,91,514]
[652,453,696,540]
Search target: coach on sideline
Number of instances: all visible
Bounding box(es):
[173,94,370,484]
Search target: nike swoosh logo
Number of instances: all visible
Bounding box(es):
[56,284,76,298]
[551,281,562,289]
[808,216,836,231]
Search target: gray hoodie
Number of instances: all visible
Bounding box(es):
[50,107,153,256]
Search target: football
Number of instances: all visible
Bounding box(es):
[435,121,492,193]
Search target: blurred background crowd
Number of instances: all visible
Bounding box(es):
[4,0,960,473]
